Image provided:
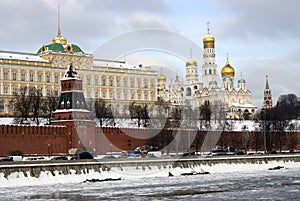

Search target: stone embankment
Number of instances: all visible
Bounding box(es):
[1,155,300,179]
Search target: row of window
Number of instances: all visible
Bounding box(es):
[92,76,155,88]
[2,86,58,96]
[87,90,155,101]
[3,71,156,88]
[204,69,217,75]
[3,71,60,83]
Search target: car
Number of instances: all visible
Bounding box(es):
[50,156,68,161]
[101,155,116,160]
[266,151,277,154]
[71,152,94,160]
[0,157,13,162]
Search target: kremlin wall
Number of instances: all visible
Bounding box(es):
[0,123,299,156]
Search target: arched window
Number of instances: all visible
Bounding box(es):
[109,77,113,86]
[209,69,212,74]
[12,72,17,81]
[101,76,106,86]
[0,101,4,112]
[186,87,191,96]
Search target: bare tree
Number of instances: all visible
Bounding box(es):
[13,86,32,124]
[44,90,59,124]
[94,99,115,126]
[129,102,149,127]
[199,100,211,129]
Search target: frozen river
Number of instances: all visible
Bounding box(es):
[1,165,300,201]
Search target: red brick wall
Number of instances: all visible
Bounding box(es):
[95,127,300,154]
[0,125,69,156]
[1,124,299,156]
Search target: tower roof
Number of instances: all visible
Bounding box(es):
[186,49,197,66]
[265,75,270,90]
[221,55,235,77]
[203,22,215,48]
[157,68,167,82]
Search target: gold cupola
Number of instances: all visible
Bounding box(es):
[203,22,215,49]
[221,56,235,77]
[51,28,68,44]
[157,73,167,82]
[186,49,197,66]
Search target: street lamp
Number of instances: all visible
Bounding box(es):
[47,144,51,158]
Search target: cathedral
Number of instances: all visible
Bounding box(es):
[157,24,257,120]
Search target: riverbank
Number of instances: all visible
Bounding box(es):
[1,155,300,188]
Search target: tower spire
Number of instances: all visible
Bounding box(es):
[265,75,270,89]
[190,48,193,59]
[226,53,230,65]
[263,75,272,109]
[57,3,61,37]
[51,3,68,44]
[207,22,211,35]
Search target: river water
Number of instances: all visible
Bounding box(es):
[1,166,300,201]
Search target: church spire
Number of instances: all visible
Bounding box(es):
[263,75,272,109]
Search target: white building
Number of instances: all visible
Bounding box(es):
[157,24,257,120]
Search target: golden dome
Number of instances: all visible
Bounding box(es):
[186,49,197,66]
[221,57,235,77]
[51,29,68,44]
[157,86,164,91]
[203,35,215,43]
[203,22,215,48]
[186,60,197,66]
[176,87,182,93]
[157,73,166,82]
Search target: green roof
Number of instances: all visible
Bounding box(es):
[37,43,84,54]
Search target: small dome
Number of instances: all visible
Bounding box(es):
[186,60,197,66]
[157,73,166,82]
[186,49,197,66]
[169,83,174,88]
[176,87,182,93]
[209,80,218,89]
[238,79,246,83]
[221,58,235,77]
[157,86,164,91]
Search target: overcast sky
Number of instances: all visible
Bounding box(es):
[1,0,300,108]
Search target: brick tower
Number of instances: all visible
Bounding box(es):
[52,63,95,154]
